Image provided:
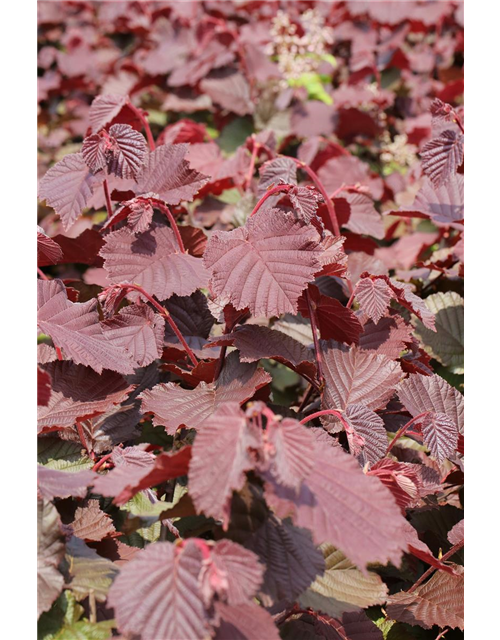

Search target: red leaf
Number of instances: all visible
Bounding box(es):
[37,280,138,374]
[200,71,254,116]
[189,403,262,525]
[38,367,51,406]
[447,519,464,546]
[359,315,414,359]
[397,174,464,229]
[89,94,129,133]
[37,227,63,266]
[101,304,165,368]
[206,540,264,605]
[100,224,208,301]
[420,412,459,462]
[38,153,104,231]
[386,566,464,630]
[321,341,403,413]
[37,361,133,433]
[258,157,297,197]
[343,404,388,465]
[204,208,323,317]
[108,540,210,640]
[265,440,408,569]
[355,278,394,324]
[107,124,148,179]
[299,286,362,345]
[397,373,464,434]
[421,130,464,186]
[37,466,96,500]
[266,416,316,490]
[140,352,271,433]
[71,499,116,541]
[136,143,209,204]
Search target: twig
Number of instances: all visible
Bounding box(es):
[408,540,464,593]
[102,178,113,219]
[249,184,292,217]
[37,267,49,280]
[156,202,186,253]
[386,412,431,454]
[305,288,324,383]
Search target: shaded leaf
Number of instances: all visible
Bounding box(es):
[71,499,115,541]
[65,537,118,602]
[214,601,280,640]
[140,351,271,433]
[38,466,95,500]
[38,499,65,618]
[200,72,253,116]
[414,292,464,374]
[37,226,63,266]
[386,566,464,630]
[299,286,362,345]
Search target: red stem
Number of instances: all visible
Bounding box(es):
[117,284,198,367]
[300,409,350,432]
[129,103,155,151]
[346,289,356,309]
[103,179,113,219]
[76,420,90,454]
[249,184,292,217]
[408,540,464,593]
[156,202,186,253]
[386,412,430,454]
[244,140,260,190]
[305,287,324,383]
[37,267,49,280]
[55,346,63,361]
[289,158,341,236]
[92,452,114,472]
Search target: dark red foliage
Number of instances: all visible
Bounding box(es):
[37,3,464,639]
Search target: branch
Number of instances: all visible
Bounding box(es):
[249,184,292,217]
[386,411,430,454]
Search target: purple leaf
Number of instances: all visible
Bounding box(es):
[397,373,464,434]
[204,208,323,317]
[100,224,208,300]
[355,278,394,324]
[38,153,104,231]
[71,499,116,541]
[37,280,138,374]
[136,143,209,204]
[420,412,459,462]
[265,441,408,569]
[101,304,165,367]
[189,403,262,525]
[81,133,108,173]
[89,94,129,133]
[38,499,65,618]
[420,130,464,186]
[247,515,325,602]
[447,519,464,546]
[37,360,133,433]
[108,540,210,640]
[397,174,464,230]
[321,341,403,413]
[140,351,271,433]
[214,601,280,640]
[107,124,148,179]
[258,157,297,197]
[359,315,413,359]
[344,404,388,465]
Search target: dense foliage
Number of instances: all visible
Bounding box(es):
[37,2,464,639]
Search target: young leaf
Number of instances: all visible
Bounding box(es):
[420,129,464,186]
[38,466,95,500]
[266,417,316,490]
[258,157,297,197]
[71,499,116,542]
[398,373,464,434]
[136,143,209,203]
[207,540,264,605]
[355,278,394,324]
[89,94,129,133]
[420,412,459,462]
[106,123,147,179]
[343,404,388,465]
[204,208,323,317]
[37,226,63,266]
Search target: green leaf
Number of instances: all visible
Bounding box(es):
[54,620,115,640]
[298,545,388,617]
[288,73,333,105]
[38,591,83,640]
[414,292,464,373]
[38,438,94,472]
[65,537,117,602]
[217,118,254,154]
